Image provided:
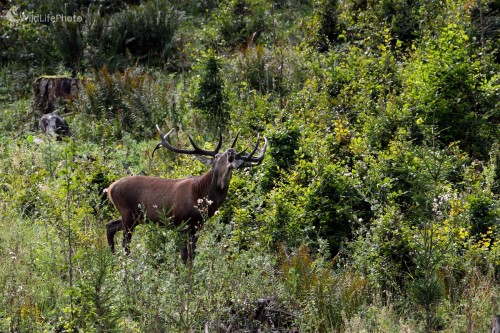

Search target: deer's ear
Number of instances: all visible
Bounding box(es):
[195,155,213,166]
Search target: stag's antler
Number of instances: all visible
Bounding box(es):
[152,125,222,157]
[235,134,268,166]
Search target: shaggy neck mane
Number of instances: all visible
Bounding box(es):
[192,169,228,209]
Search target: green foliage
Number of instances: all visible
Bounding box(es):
[261,121,301,191]
[310,0,344,51]
[59,248,120,332]
[468,194,499,237]
[0,98,33,136]
[409,276,444,332]
[80,6,112,71]
[376,0,421,44]
[236,44,280,94]
[52,20,83,74]
[192,51,229,129]
[73,66,176,141]
[402,22,498,157]
[0,7,54,66]
[106,1,184,69]
[490,143,500,195]
[279,244,367,331]
[305,163,372,256]
[210,0,272,48]
[0,0,184,72]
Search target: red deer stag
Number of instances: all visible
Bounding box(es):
[106,125,267,261]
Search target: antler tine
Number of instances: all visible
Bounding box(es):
[246,134,261,158]
[152,143,163,157]
[231,129,241,148]
[245,136,267,164]
[187,127,222,156]
[152,127,175,157]
[156,126,196,154]
[214,128,223,153]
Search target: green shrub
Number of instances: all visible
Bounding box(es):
[310,0,344,51]
[192,51,229,129]
[107,1,185,69]
[468,194,499,238]
[261,122,301,191]
[52,20,83,74]
[211,0,272,48]
[0,8,54,67]
[305,164,372,256]
[402,22,497,158]
[279,244,367,332]
[73,66,176,141]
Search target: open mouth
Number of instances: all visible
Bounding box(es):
[227,149,236,163]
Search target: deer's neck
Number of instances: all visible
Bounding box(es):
[195,169,229,214]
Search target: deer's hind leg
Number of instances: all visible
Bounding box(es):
[106,218,123,253]
[122,212,140,255]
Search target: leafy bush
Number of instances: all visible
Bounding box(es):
[210,0,272,48]
[236,44,279,93]
[310,0,345,51]
[106,1,185,69]
[279,244,367,331]
[468,194,499,238]
[261,122,301,191]
[402,22,497,157]
[52,20,83,74]
[0,8,54,67]
[305,163,372,256]
[73,65,176,141]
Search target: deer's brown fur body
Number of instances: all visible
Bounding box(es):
[108,171,228,224]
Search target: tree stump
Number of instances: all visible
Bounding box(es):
[32,76,80,114]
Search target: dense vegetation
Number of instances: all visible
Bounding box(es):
[0,0,499,331]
